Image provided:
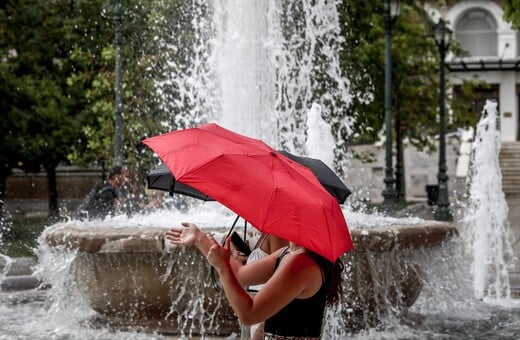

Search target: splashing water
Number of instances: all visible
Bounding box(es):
[0,213,14,284]
[156,0,352,154]
[0,253,13,283]
[4,0,520,338]
[461,100,516,299]
[306,103,335,168]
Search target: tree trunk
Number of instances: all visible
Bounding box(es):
[394,109,406,201]
[0,173,6,222]
[45,165,59,219]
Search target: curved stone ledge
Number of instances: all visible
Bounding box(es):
[43,222,457,254]
[43,226,167,253]
[351,222,457,253]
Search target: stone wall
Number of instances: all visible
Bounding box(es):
[345,135,463,203]
[4,167,103,217]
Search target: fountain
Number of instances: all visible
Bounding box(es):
[36,0,458,334]
[461,100,516,300]
[31,96,520,337]
[6,0,508,338]
[33,0,462,337]
[41,213,456,335]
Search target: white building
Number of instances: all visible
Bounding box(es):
[432,0,520,142]
[348,1,520,203]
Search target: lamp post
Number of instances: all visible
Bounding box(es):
[114,0,123,167]
[382,0,400,212]
[395,109,404,200]
[433,18,453,221]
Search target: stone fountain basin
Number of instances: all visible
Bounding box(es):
[42,221,457,334]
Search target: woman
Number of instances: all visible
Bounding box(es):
[165,222,344,339]
[242,232,288,339]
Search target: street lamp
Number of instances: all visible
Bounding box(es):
[382,0,400,212]
[114,0,123,167]
[433,18,453,221]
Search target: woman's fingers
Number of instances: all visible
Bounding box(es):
[165,230,180,239]
[207,233,219,246]
[165,223,199,246]
[224,236,231,251]
[181,221,196,228]
[206,234,231,268]
[165,227,186,244]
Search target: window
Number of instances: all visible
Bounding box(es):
[455,9,497,57]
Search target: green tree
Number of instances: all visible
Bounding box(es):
[64,0,165,205]
[338,0,477,199]
[0,60,24,221]
[504,0,520,29]
[340,1,441,146]
[0,0,165,218]
[0,0,83,219]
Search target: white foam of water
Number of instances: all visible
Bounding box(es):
[306,103,335,168]
[45,202,426,233]
[156,0,351,153]
[461,100,516,299]
[46,201,235,230]
[0,253,13,282]
[343,206,428,229]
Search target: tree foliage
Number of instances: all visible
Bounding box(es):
[0,0,84,217]
[63,1,162,171]
[1,0,169,216]
[503,0,520,29]
[338,0,475,149]
[1,0,496,216]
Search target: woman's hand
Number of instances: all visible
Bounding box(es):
[207,234,232,273]
[165,222,202,247]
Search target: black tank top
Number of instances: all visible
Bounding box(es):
[263,247,327,337]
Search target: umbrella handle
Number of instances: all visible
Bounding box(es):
[169,179,174,197]
[223,215,241,246]
[212,214,241,292]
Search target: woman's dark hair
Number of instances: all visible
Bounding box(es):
[308,252,344,305]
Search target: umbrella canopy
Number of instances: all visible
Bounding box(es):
[143,123,353,261]
[147,152,351,204]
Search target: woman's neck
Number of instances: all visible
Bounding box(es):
[288,243,304,253]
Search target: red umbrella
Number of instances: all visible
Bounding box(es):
[143,123,353,261]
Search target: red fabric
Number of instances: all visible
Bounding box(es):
[143,123,353,261]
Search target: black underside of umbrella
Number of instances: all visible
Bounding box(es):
[279,151,351,204]
[147,163,213,201]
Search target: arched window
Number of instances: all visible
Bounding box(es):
[455,9,497,57]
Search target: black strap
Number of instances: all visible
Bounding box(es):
[169,178,174,197]
[274,246,291,273]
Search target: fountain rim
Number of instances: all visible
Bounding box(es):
[41,222,458,254]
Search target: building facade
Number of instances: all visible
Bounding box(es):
[346,1,520,203]
[431,0,520,141]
